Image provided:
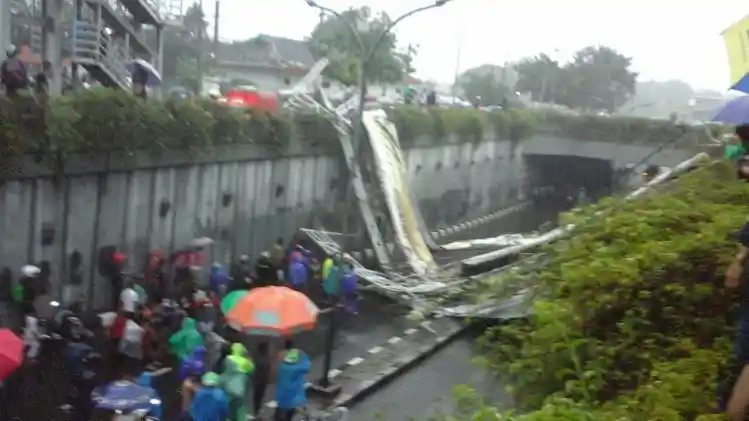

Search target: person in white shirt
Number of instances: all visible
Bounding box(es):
[119,280,139,316]
[118,317,144,361]
[23,313,41,359]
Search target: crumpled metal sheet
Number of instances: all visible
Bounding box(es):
[361,110,438,275]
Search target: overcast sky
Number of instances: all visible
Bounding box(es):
[209,0,743,91]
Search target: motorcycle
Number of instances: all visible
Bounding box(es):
[111,404,161,421]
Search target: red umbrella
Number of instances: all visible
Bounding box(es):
[0,329,24,380]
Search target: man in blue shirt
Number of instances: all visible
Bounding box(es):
[724,221,749,420]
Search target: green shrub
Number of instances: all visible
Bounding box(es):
[458,162,746,420]
[0,89,714,165]
[538,111,727,145]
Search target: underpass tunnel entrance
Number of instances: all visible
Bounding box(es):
[525,154,614,206]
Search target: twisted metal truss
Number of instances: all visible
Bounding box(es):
[285,63,470,305]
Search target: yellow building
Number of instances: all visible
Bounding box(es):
[722,15,749,87]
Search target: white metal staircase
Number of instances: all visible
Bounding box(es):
[70,0,164,90]
[119,0,161,26]
[86,0,155,56]
[155,0,182,24]
[71,20,131,88]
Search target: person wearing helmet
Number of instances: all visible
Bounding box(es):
[1,45,28,97]
[19,265,41,315]
[188,372,229,421]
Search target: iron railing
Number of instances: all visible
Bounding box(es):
[71,20,131,88]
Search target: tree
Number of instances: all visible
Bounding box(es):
[619,79,695,118]
[308,7,415,85]
[514,54,563,102]
[558,46,638,112]
[159,4,212,89]
[458,65,513,106]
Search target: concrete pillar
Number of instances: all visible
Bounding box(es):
[0,0,10,54]
[42,0,64,95]
[156,26,164,77]
[156,25,164,98]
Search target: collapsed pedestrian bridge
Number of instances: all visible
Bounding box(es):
[286,62,711,317]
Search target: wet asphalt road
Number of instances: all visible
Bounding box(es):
[349,334,511,421]
[341,205,561,420]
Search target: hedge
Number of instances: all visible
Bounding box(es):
[440,161,747,421]
[0,88,721,162]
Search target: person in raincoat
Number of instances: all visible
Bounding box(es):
[339,255,358,315]
[65,336,98,420]
[252,342,272,417]
[22,310,41,360]
[220,343,255,421]
[210,263,230,298]
[188,372,230,421]
[170,317,205,363]
[323,254,342,302]
[180,346,207,381]
[197,321,226,372]
[274,341,311,421]
[137,372,163,419]
[288,252,309,292]
[321,254,335,282]
[254,251,277,288]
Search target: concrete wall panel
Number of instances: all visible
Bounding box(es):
[234,161,257,258]
[0,135,693,312]
[252,160,274,255]
[0,181,33,283]
[63,176,98,304]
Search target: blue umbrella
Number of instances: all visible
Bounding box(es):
[732,73,749,94]
[91,380,154,412]
[712,95,749,125]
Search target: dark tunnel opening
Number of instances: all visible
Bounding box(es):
[526,154,614,200]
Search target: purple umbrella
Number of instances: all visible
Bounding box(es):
[713,95,749,125]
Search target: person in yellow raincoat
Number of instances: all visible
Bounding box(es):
[220,343,254,421]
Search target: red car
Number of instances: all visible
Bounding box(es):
[224,85,279,113]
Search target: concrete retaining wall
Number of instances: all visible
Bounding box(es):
[0,134,689,309]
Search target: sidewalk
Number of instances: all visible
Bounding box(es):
[258,316,465,417]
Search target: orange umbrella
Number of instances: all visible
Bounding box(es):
[225,286,319,336]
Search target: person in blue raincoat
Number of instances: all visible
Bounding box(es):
[209,263,230,297]
[339,254,358,314]
[188,372,230,421]
[274,340,311,421]
[288,252,309,292]
[136,372,163,419]
[180,346,207,381]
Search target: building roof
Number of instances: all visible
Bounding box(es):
[217,35,316,69]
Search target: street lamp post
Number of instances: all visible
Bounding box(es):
[303,0,452,398]
[305,0,451,247]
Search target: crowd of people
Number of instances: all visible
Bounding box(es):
[12,234,360,421]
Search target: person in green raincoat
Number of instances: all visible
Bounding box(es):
[168,317,205,362]
[323,253,342,302]
[321,255,334,281]
[220,343,254,421]
[721,126,749,160]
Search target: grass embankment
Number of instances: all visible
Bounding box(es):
[451,162,748,421]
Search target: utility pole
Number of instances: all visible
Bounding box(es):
[0,0,10,59]
[195,0,204,96]
[212,0,219,54]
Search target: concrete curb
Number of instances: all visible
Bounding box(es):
[264,322,435,409]
[331,321,467,408]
